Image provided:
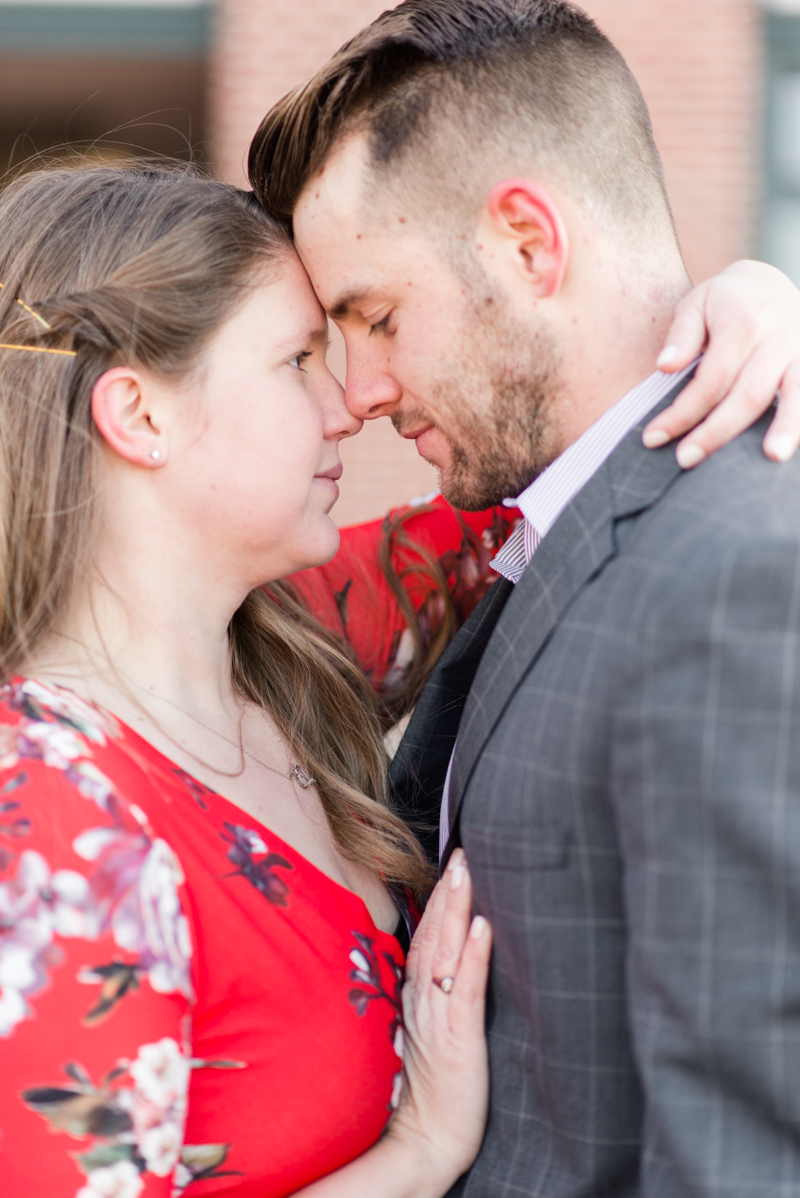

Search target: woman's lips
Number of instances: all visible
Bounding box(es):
[314,464,342,504]
[314,476,340,502]
[315,464,343,482]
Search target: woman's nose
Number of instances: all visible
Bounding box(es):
[323,376,363,441]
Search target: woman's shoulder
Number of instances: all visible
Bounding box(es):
[0,676,151,816]
[0,675,194,1013]
[0,677,191,928]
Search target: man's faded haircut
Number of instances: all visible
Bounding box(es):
[248,0,676,247]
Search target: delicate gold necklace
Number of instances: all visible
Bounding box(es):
[139,679,316,790]
[49,632,316,789]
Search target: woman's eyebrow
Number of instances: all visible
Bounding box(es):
[273,325,329,353]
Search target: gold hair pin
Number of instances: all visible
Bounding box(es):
[0,281,74,356]
[0,342,76,357]
[0,282,52,330]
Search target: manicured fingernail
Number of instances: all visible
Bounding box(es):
[676,443,706,470]
[470,915,488,939]
[447,849,464,871]
[450,864,465,889]
[766,432,794,462]
[642,427,670,449]
[657,345,679,368]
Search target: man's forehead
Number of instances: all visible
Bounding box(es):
[295,243,387,317]
[294,133,372,232]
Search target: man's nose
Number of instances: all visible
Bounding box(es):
[345,351,403,421]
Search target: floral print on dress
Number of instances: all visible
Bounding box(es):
[21,1037,244,1197]
[0,679,192,1037]
[1,674,409,1195]
[219,822,292,907]
[23,1036,190,1196]
[348,931,405,1110]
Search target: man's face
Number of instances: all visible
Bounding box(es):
[293,137,562,509]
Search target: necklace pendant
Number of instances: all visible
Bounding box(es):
[289,763,316,789]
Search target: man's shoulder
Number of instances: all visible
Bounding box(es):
[625,414,800,553]
[598,416,800,633]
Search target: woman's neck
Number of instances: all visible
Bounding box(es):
[32,500,252,718]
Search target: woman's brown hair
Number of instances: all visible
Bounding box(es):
[0,161,433,898]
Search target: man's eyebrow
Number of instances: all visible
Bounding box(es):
[329,288,372,321]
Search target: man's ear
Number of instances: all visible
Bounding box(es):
[482,179,569,297]
[91,366,166,467]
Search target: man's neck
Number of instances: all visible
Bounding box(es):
[548,260,691,458]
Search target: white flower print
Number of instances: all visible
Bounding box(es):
[390,1070,403,1111]
[0,681,118,805]
[393,1024,404,1059]
[22,720,85,769]
[76,1160,144,1198]
[69,760,119,812]
[129,1037,191,1112]
[120,841,192,998]
[172,1161,193,1192]
[238,828,267,854]
[0,849,98,1035]
[0,981,26,1036]
[24,1038,192,1193]
[347,931,406,1113]
[17,678,120,745]
[127,1039,190,1181]
[0,681,193,1037]
[139,1118,184,1177]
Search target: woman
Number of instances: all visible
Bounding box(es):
[0,163,490,1198]
[0,161,798,1198]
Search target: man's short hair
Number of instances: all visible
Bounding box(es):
[248,0,675,247]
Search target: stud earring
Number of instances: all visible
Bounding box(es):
[150,449,161,461]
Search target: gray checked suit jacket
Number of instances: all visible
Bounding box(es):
[390,385,800,1197]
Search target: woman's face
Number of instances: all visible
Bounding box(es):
[158,250,360,585]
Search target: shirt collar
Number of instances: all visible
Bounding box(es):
[491,361,698,582]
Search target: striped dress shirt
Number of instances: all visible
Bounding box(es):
[439,361,698,857]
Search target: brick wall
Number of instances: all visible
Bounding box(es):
[209,0,390,186]
[209,0,765,524]
[583,0,762,285]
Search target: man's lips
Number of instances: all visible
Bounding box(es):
[398,421,433,442]
[412,426,440,461]
[395,419,441,461]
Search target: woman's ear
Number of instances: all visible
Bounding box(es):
[482,178,569,297]
[91,366,166,467]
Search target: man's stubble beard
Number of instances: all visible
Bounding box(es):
[394,295,562,511]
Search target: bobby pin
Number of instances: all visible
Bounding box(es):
[0,282,52,330]
[0,343,76,357]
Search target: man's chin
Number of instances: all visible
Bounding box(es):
[439,470,509,513]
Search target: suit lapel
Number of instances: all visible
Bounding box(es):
[447,382,693,838]
[389,575,513,860]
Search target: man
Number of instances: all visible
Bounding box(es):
[250,2,800,1193]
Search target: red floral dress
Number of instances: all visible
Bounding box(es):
[0,497,517,1198]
